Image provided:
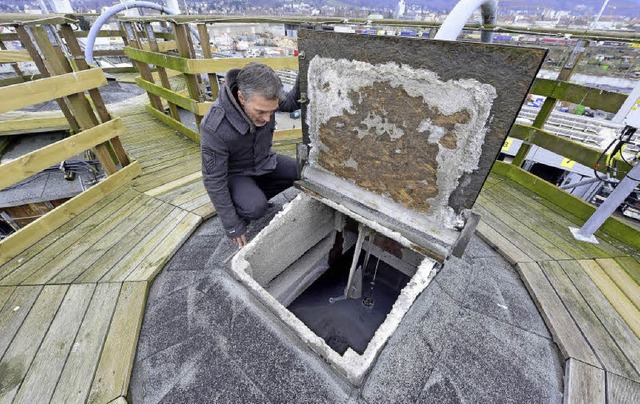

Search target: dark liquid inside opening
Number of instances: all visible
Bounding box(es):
[287,244,410,355]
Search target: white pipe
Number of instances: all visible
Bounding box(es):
[435,0,497,43]
[84,0,200,65]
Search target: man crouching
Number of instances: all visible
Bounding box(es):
[201,63,300,248]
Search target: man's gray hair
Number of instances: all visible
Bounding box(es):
[237,63,285,101]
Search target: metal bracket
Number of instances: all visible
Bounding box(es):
[451,209,481,258]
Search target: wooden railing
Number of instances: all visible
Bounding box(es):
[114,16,301,144]
[16,12,618,182]
[117,15,637,177]
[0,14,139,260]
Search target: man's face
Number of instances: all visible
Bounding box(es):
[238,91,279,127]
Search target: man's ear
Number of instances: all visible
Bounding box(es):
[237,90,245,105]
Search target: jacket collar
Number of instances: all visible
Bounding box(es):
[219,69,255,135]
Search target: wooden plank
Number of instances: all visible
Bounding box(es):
[197,101,213,116]
[0,285,41,358]
[563,359,605,404]
[0,286,15,312]
[273,128,302,142]
[530,78,627,114]
[187,55,298,74]
[145,104,200,143]
[141,39,177,52]
[539,261,639,380]
[126,212,201,282]
[480,183,607,260]
[51,283,121,403]
[596,258,640,310]
[135,77,201,114]
[177,193,211,212]
[192,203,216,219]
[100,208,188,282]
[171,23,201,127]
[162,184,207,207]
[477,196,591,261]
[0,13,74,25]
[13,284,95,404]
[0,68,107,114]
[482,185,608,259]
[475,201,566,260]
[0,49,32,63]
[0,187,128,281]
[47,197,164,284]
[154,177,203,202]
[0,285,67,403]
[92,49,126,57]
[559,260,640,377]
[579,260,640,338]
[127,139,198,156]
[516,262,600,366]
[74,202,175,283]
[490,173,629,257]
[0,118,125,190]
[499,162,640,251]
[0,189,141,285]
[509,124,631,177]
[132,165,203,193]
[607,372,640,404]
[475,221,533,265]
[134,147,197,165]
[122,137,189,153]
[13,193,150,286]
[124,46,299,74]
[88,281,148,404]
[0,116,70,136]
[13,25,81,133]
[145,171,202,197]
[131,148,200,173]
[142,23,181,122]
[0,161,141,267]
[197,23,219,98]
[614,256,640,286]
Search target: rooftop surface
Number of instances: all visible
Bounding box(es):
[1,28,639,402]
[129,195,565,403]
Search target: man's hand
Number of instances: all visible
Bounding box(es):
[232,233,248,248]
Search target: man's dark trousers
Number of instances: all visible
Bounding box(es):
[228,154,298,221]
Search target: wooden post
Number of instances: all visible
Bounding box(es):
[14,25,80,133]
[30,25,118,175]
[512,39,589,167]
[173,22,203,126]
[59,24,111,122]
[196,23,219,100]
[144,22,181,122]
[59,24,131,168]
[121,22,165,112]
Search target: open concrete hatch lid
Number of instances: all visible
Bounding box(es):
[230,31,547,386]
[297,30,547,262]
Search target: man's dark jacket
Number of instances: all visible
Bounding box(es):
[200,69,300,237]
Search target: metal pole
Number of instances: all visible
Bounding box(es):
[570,163,640,243]
[560,176,611,190]
[434,0,497,43]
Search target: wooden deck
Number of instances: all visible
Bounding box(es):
[475,172,640,403]
[0,94,212,402]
